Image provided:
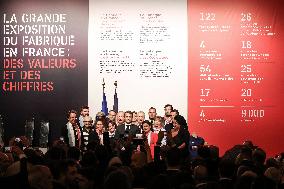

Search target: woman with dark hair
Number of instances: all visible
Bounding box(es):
[96,111,108,131]
[168,115,190,158]
[108,121,117,148]
[173,114,188,130]
[142,120,158,160]
[108,121,117,138]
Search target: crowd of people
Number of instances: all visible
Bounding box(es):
[0,104,283,189]
[60,105,189,161]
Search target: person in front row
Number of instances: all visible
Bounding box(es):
[108,121,117,138]
[137,111,145,133]
[153,116,164,134]
[61,110,82,148]
[168,114,190,158]
[114,111,140,139]
[142,120,158,160]
[95,119,105,145]
[154,116,167,146]
[81,116,99,151]
[108,121,117,148]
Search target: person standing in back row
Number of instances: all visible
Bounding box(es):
[78,106,90,128]
[148,107,157,126]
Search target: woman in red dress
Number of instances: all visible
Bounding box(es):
[142,120,158,160]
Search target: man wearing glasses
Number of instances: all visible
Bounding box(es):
[81,116,99,151]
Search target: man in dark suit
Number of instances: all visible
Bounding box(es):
[61,110,82,148]
[165,109,182,132]
[148,107,157,126]
[81,116,99,151]
[114,111,140,139]
[137,111,145,133]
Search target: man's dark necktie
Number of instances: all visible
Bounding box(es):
[126,124,130,131]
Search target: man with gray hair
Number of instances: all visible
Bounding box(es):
[116,111,125,125]
[81,116,99,151]
[137,111,145,133]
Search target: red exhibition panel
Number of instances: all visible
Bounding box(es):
[188,0,284,157]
